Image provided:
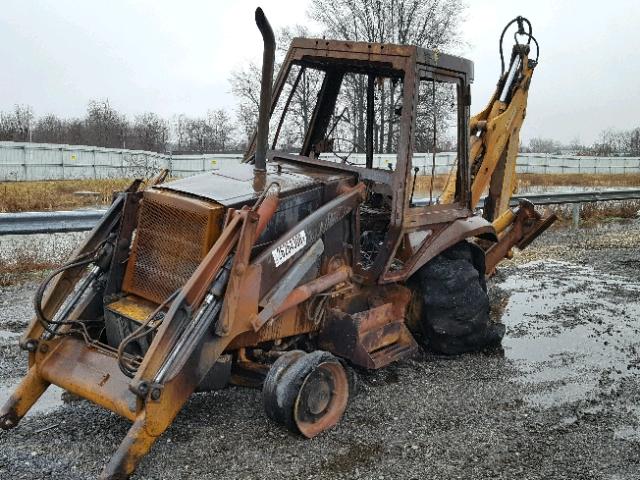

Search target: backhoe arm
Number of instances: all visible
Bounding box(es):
[443,16,539,220]
[442,16,555,269]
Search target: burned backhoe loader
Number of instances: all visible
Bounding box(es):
[1,9,554,479]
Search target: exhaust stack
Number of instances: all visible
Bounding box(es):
[254,7,275,173]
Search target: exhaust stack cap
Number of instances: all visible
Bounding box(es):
[254,7,275,173]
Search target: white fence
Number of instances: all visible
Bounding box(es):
[1,141,640,181]
[0,142,244,181]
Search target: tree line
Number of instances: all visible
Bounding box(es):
[524,127,640,156]
[0,101,236,154]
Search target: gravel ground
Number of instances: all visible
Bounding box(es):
[0,220,639,479]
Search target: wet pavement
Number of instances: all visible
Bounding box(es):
[0,221,638,479]
[502,259,640,409]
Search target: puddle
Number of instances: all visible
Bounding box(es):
[0,384,66,416]
[498,260,640,408]
[614,426,640,442]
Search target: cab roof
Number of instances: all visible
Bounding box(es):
[287,37,474,82]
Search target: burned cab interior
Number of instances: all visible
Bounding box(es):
[259,39,472,282]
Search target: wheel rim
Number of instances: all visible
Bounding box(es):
[293,360,349,438]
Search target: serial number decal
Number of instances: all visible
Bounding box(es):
[272,230,307,267]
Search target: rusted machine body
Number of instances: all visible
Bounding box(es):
[1,10,553,479]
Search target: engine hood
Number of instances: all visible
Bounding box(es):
[157,161,353,207]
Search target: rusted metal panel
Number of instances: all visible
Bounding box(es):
[252,183,364,296]
[273,152,391,184]
[103,190,142,297]
[318,284,417,369]
[261,266,351,329]
[158,162,349,207]
[256,239,324,326]
[132,212,245,385]
[218,210,260,336]
[226,307,315,350]
[381,216,498,284]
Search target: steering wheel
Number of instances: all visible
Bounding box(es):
[329,137,366,164]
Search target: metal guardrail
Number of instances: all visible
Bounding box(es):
[509,189,640,206]
[2,189,640,235]
[0,209,107,235]
[413,189,640,208]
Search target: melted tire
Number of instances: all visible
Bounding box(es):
[262,350,349,437]
[416,241,504,355]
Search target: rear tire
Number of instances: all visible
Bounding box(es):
[414,241,504,354]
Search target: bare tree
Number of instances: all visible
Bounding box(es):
[629,128,640,157]
[309,0,465,153]
[208,109,234,151]
[170,114,189,152]
[229,26,319,149]
[230,63,263,145]
[310,0,463,47]
[527,137,561,154]
[84,99,128,148]
[129,113,168,152]
[0,105,34,141]
[171,108,236,153]
[33,113,66,144]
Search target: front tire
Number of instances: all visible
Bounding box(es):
[414,241,504,354]
[262,350,349,438]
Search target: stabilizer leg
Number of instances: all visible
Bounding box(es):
[0,367,50,429]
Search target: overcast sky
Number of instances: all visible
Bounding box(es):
[0,0,638,145]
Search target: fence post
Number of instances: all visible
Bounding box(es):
[22,145,28,180]
[57,147,62,181]
[572,203,581,228]
[93,148,97,179]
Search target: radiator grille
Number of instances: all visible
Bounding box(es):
[123,191,220,304]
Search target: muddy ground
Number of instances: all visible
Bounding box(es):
[0,220,639,479]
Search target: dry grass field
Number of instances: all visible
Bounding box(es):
[0,179,133,212]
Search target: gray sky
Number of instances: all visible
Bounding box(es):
[0,0,638,145]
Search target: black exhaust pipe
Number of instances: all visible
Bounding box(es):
[254,7,275,173]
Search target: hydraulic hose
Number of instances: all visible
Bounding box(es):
[33,249,101,336]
